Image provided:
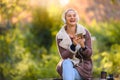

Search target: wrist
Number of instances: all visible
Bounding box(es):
[82,46,87,51]
[73,42,77,46]
[81,44,85,48]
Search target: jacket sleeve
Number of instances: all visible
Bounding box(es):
[56,39,74,59]
[78,29,92,58]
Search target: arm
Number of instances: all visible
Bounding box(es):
[78,29,92,58]
[56,39,74,59]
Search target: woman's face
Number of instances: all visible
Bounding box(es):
[65,10,77,26]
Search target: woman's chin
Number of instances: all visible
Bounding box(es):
[69,23,77,26]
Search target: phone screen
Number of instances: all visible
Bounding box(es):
[76,33,83,38]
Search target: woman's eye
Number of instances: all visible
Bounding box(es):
[73,14,76,17]
[67,14,76,18]
[67,15,71,17]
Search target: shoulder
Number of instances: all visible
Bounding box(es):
[76,24,86,35]
[56,25,66,39]
[78,24,91,36]
[85,28,91,36]
[84,28,91,40]
[78,24,91,38]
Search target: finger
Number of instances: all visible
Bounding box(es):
[77,38,82,40]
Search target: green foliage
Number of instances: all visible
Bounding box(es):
[30,8,53,51]
[88,20,120,77]
[0,0,29,19]
[88,21,120,51]
[0,6,61,79]
[0,23,60,80]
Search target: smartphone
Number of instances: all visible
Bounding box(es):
[76,33,83,39]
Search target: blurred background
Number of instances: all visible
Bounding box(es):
[0,0,120,80]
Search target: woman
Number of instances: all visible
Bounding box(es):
[56,8,93,80]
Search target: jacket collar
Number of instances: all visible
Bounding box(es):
[56,24,86,49]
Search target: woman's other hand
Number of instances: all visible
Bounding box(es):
[77,36,85,48]
[73,35,85,48]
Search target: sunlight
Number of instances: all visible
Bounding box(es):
[59,0,70,6]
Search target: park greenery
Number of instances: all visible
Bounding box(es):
[0,0,120,80]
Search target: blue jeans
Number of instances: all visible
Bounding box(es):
[62,59,83,80]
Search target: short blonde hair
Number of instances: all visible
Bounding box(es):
[62,8,80,23]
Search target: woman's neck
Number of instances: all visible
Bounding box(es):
[66,25,76,37]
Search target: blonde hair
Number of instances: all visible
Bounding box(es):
[62,8,80,23]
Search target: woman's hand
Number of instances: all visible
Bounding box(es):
[72,35,78,46]
[73,35,85,48]
[77,37,85,48]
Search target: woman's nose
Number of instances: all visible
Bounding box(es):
[71,16,75,19]
[71,16,74,18]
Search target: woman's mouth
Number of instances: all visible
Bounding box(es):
[70,20,76,23]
